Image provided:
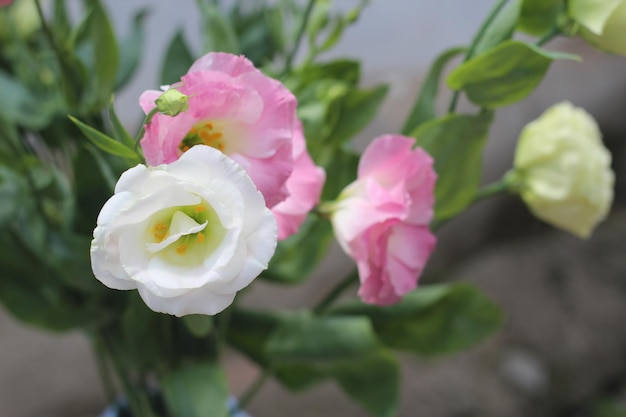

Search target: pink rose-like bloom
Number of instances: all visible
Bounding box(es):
[140,52,297,208]
[271,119,325,240]
[330,135,437,305]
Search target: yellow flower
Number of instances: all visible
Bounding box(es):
[511,102,614,238]
[569,0,626,55]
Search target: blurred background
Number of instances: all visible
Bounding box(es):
[2,0,626,416]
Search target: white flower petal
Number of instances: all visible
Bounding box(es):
[90,145,277,316]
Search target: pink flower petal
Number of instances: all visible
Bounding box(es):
[331,135,437,306]
[272,119,325,239]
[138,52,298,209]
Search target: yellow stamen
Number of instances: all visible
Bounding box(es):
[176,244,188,255]
[194,205,206,213]
[196,232,205,244]
[153,223,168,242]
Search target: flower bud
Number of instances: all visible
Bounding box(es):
[155,89,189,116]
[510,102,614,238]
[569,0,626,55]
[0,0,40,40]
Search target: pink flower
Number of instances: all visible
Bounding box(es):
[0,0,13,6]
[139,52,297,208]
[271,118,325,240]
[330,135,437,305]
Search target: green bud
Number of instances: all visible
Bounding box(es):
[155,89,189,117]
[569,0,626,55]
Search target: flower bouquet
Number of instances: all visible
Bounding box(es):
[0,0,620,416]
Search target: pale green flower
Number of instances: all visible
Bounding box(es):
[511,102,614,238]
[569,0,626,55]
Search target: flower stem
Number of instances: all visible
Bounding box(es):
[431,178,512,231]
[237,367,273,412]
[96,329,159,417]
[34,0,79,108]
[134,107,159,154]
[93,340,117,404]
[314,269,358,314]
[282,0,316,75]
[535,26,561,46]
[448,0,510,113]
[472,178,511,203]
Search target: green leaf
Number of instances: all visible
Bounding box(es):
[0,71,54,129]
[473,0,522,56]
[518,0,565,35]
[0,166,24,233]
[330,283,503,356]
[297,79,351,146]
[446,40,580,108]
[267,313,399,417]
[329,84,389,146]
[197,2,240,54]
[82,0,119,110]
[267,313,380,361]
[161,361,229,417]
[161,31,195,85]
[53,0,72,42]
[69,115,139,161]
[317,16,347,53]
[334,350,399,417]
[263,215,334,284]
[319,147,359,201]
[233,6,284,66]
[227,309,286,365]
[401,46,465,135]
[307,0,331,48]
[108,96,135,148]
[294,60,361,89]
[411,112,493,221]
[0,230,103,332]
[116,8,149,89]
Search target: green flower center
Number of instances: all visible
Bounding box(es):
[145,200,225,267]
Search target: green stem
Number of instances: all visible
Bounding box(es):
[93,340,117,404]
[134,107,159,153]
[34,0,79,108]
[282,0,316,74]
[472,178,511,203]
[314,269,358,314]
[448,0,510,113]
[216,306,232,356]
[535,26,561,46]
[431,177,512,230]
[237,367,273,412]
[97,329,159,417]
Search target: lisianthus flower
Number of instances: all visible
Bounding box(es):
[329,135,437,305]
[509,101,614,238]
[139,52,297,208]
[271,118,325,240]
[569,0,626,55]
[90,145,277,316]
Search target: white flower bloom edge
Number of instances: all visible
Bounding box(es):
[90,145,277,316]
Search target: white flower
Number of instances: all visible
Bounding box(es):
[90,145,277,316]
[511,102,614,238]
